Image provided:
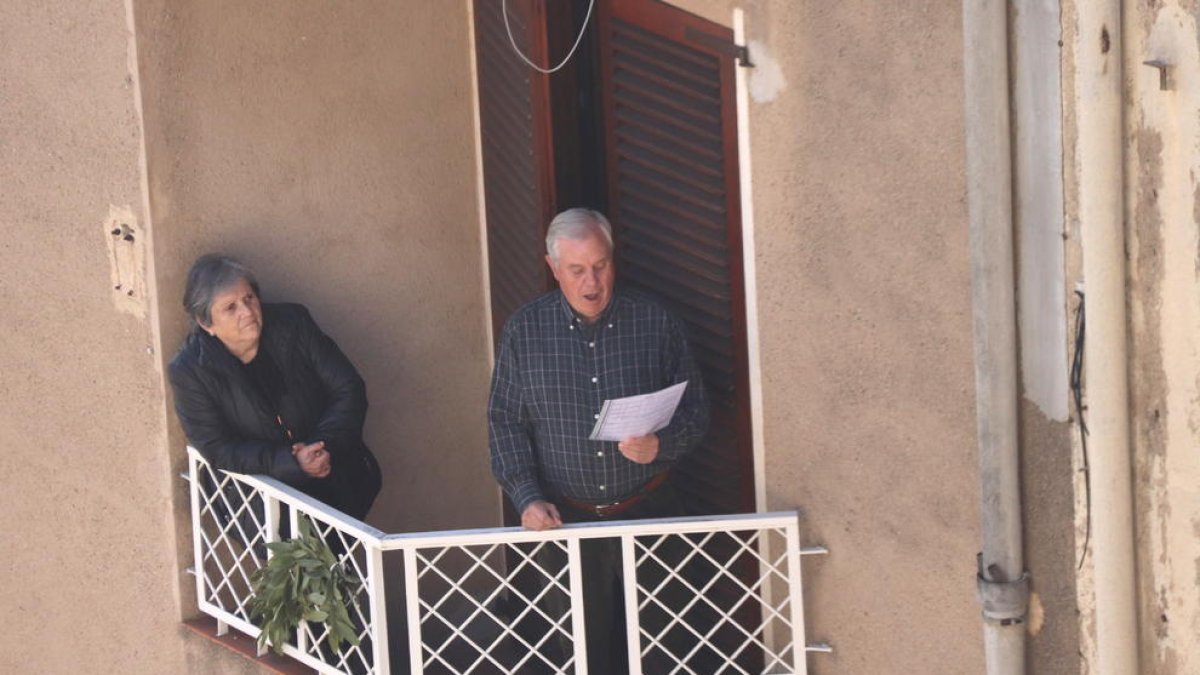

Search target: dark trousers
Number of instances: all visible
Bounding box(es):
[552,481,686,675]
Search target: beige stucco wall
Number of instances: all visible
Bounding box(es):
[1124,2,1200,673]
[2,0,496,672]
[5,0,1113,673]
[0,0,292,672]
[1009,1,1084,672]
[131,0,497,537]
[668,2,985,673]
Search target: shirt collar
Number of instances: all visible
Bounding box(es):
[555,287,623,329]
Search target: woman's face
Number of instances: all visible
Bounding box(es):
[206,277,263,354]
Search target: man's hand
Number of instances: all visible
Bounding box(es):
[521,500,563,531]
[618,434,660,464]
[293,441,332,478]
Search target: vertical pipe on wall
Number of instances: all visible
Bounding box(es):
[1073,2,1139,673]
[962,0,1028,673]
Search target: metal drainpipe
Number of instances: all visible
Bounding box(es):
[963,0,1030,673]
[1074,2,1139,673]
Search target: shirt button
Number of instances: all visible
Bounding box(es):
[599,485,606,491]
[569,325,575,330]
[591,376,598,383]
[588,342,595,348]
[607,324,613,329]
[594,413,599,419]
[596,451,604,457]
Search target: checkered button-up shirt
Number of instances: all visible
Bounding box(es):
[488,288,709,514]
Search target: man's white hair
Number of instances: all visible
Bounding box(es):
[545,208,614,264]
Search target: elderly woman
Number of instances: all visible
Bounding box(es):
[168,254,381,520]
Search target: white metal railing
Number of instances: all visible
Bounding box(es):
[186,447,827,674]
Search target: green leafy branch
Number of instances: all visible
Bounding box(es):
[248,515,362,655]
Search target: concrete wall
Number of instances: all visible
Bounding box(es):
[0,0,283,672]
[1,0,496,671]
[131,0,497,537]
[4,0,1123,672]
[669,2,985,673]
[1011,1,1083,672]
[1124,2,1200,672]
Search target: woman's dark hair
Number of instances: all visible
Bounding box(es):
[182,254,261,329]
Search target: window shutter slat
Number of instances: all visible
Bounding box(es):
[474,0,556,343]
[599,0,754,517]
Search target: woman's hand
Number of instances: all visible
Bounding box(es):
[292,441,332,478]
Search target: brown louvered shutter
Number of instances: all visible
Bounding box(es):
[474,0,557,342]
[597,0,754,515]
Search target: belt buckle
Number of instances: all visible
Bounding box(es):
[592,500,621,516]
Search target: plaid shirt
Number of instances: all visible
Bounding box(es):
[488,288,708,513]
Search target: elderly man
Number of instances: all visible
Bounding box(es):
[488,207,708,672]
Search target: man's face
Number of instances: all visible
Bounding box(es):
[547,233,615,323]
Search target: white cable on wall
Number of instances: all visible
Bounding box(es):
[502,0,596,74]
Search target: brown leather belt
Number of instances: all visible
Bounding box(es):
[558,471,670,518]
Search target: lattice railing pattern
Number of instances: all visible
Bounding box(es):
[188,449,389,675]
[388,517,812,675]
[406,540,583,674]
[629,527,799,674]
[192,461,268,625]
[295,516,378,674]
[187,448,821,675]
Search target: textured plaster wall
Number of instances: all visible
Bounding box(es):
[1057,3,1100,671]
[131,0,496,540]
[1013,0,1069,425]
[1010,1,1083,672]
[1019,402,1083,674]
[671,2,984,673]
[1124,2,1200,672]
[0,0,285,672]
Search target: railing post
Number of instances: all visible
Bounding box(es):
[256,492,280,656]
[402,548,424,675]
[290,507,306,657]
[367,545,390,674]
[566,539,589,675]
[621,535,643,675]
[256,487,277,653]
[187,452,209,620]
[786,519,808,675]
[264,495,280,546]
[758,527,778,659]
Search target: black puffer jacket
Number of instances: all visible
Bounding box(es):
[169,303,381,519]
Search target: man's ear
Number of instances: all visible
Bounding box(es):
[544,254,557,276]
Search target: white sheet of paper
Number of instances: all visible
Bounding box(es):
[588,381,689,442]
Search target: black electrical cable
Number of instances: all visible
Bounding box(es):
[1069,289,1091,570]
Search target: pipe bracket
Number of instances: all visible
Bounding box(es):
[976,571,1030,623]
